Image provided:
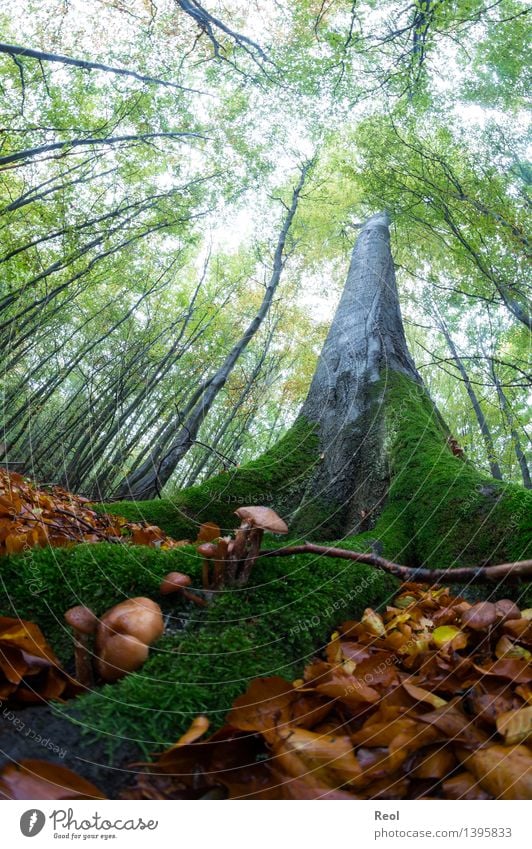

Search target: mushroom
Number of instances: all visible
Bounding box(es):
[234,505,289,536]
[197,542,218,589]
[197,539,231,589]
[460,601,498,631]
[96,633,149,683]
[94,597,164,682]
[231,506,289,586]
[96,597,164,649]
[160,572,207,607]
[64,605,98,688]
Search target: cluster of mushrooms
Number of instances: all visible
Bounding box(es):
[64,506,289,686]
[198,505,288,589]
[64,573,199,687]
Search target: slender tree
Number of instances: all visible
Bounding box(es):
[116,160,313,499]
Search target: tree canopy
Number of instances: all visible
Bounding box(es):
[0,0,529,492]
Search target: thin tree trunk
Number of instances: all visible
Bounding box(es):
[116,160,313,499]
[437,318,503,481]
[490,357,531,488]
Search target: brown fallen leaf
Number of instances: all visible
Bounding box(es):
[443,771,490,800]
[0,759,106,799]
[496,706,532,745]
[457,744,532,800]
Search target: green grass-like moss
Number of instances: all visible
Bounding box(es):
[0,543,203,661]
[65,546,397,751]
[0,539,397,750]
[379,374,532,568]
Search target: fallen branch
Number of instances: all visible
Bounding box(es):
[258,543,532,584]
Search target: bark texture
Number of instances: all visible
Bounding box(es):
[291,212,423,537]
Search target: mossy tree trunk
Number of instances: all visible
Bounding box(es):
[105,213,531,571]
[289,211,423,538]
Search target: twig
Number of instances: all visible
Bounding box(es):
[258,543,532,584]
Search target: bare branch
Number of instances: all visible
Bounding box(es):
[0,41,206,95]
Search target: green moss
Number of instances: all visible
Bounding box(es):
[65,548,397,751]
[0,543,203,661]
[97,417,320,539]
[377,374,532,569]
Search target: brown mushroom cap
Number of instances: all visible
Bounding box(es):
[461,601,498,631]
[494,599,521,623]
[96,597,163,649]
[160,571,192,595]
[234,506,288,534]
[64,605,98,635]
[96,633,149,682]
[197,542,218,558]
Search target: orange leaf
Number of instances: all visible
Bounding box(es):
[457,744,532,800]
[496,707,532,745]
[172,715,210,748]
[196,522,221,543]
[0,759,106,799]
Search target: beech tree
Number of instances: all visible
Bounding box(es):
[111,214,530,576]
[0,0,530,794]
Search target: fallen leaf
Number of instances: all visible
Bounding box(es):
[0,759,106,799]
[457,744,532,800]
[496,706,532,745]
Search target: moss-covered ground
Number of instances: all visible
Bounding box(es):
[1,372,530,751]
[0,540,397,751]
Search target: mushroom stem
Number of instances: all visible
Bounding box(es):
[182,588,209,607]
[212,558,226,589]
[64,605,98,690]
[201,558,211,590]
[73,634,94,689]
[235,527,264,586]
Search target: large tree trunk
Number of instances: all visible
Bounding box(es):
[104,213,531,573]
[290,211,423,538]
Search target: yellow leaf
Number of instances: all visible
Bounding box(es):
[496,707,532,745]
[403,682,447,709]
[432,625,467,650]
